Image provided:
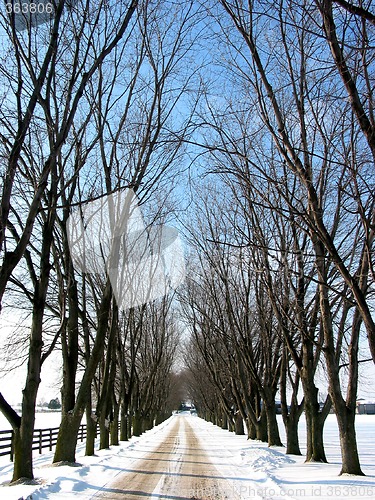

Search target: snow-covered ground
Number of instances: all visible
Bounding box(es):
[0,413,374,499]
[0,410,63,431]
[0,411,87,432]
[196,414,375,499]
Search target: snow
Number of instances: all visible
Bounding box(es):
[193,414,375,499]
[0,413,374,499]
[0,411,63,431]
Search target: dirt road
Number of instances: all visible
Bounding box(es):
[93,415,239,499]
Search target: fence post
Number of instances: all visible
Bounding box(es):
[50,428,53,451]
[10,430,14,462]
[39,429,43,454]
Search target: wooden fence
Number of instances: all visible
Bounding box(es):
[0,424,87,461]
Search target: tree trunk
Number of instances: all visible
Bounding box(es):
[127,411,133,439]
[60,239,79,417]
[11,177,57,481]
[133,410,142,437]
[110,420,119,446]
[155,412,166,425]
[314,237,362,473]
[54,412,84,463]
[264,401,283,447]
[99,412,110,450]
[304,398,327,463]
[214,412,220,426]
[85,405,97,457]
[83,293,96,458]
[53,279,112,463]
[110,401,120,446]
[335,405,364,476]
[245,416,256,440]
[120,399,129,441]
[12,266,52,480]
[280,348,303,455]
[12,424,34,482]
[142,414,153,432]
[301,341,328,463]
[235,413,244,435]
[98,305,118,451]
[228,413,235,432]
[120,413,129,441]
[284,414,301,455]
[281,378,303,455]
[221,412,228,430]
[256,407,268,442]
[12,344,41,481]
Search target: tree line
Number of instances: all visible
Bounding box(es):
[0,0,374,483]
[181,0,375,478]
[0,0,200,482]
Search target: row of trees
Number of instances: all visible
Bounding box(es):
[0,0,374,483]
[0,0,200,482]
[182,0,375,477]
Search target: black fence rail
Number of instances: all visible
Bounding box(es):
[0,430,13,460]
[0,424,87,461]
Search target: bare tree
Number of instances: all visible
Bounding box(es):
[0,0,139,481]
[0,0,138,312]
[180,185,284,446]
[53,0,201,461]
[196,0,371,475]
[0,0,202,480]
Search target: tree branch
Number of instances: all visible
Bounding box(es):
[0,392,21,430]
[333,0,375,26]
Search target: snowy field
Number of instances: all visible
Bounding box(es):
[0,413,374,499]
[0,411,86,431]
[0,410,63,431]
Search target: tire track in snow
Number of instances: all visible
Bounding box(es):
[93,415,240,499]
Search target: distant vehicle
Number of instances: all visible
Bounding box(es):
[178,402,192,412]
